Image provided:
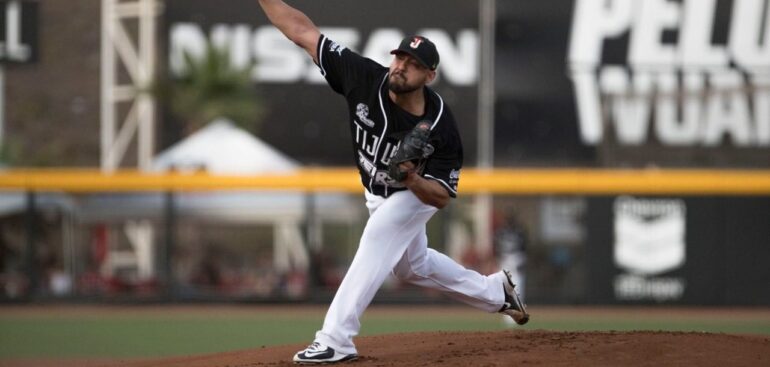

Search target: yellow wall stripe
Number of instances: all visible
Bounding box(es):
[0,168,769,195]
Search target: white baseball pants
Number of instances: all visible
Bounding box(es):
[314,190,507,355]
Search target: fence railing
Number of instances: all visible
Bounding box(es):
[2,168,770,194]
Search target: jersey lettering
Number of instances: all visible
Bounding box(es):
[353,120,365,144]
[365,135,380,156]
[354,121,382,157]
[379,141,400,165]
[374,171,404,188]
[358,151,377,176]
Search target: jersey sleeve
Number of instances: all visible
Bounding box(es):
[423,115,463,198]
[315,34,384,96]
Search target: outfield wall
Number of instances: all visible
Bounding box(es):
[0,168,768,306]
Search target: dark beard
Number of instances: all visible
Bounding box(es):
[388,79,421,94]
[388,75,422,94]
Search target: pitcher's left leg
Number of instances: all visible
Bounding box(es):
[392,233,507,312]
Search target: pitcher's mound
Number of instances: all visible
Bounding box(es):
[117,330,769,367]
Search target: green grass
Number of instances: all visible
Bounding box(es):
[523,318,770,335]
[0,310,507,358]
[0,314,320,358]
[0,306,768,359]
[2,319,276,358]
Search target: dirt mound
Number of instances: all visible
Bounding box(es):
[110,330,768,367]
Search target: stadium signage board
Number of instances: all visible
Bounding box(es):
[0,0,37,64]
[163,0,480,165]
[497,0,769,167]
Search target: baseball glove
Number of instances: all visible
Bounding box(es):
[388,120,434,182]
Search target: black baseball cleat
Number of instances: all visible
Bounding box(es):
[499,269,530,325]
[293,342,358,364]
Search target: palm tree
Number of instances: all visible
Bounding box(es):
[160,42,262,134]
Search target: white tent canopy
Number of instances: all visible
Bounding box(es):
[82,118,359,281]
[152,118,299,175]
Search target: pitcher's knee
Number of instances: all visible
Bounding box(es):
[392,262,413,280]
[395,260,433,280]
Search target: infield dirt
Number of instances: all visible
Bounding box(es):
[99,329,768,367]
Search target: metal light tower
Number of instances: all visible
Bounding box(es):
[100,0,160,172]
[475,0,496,253]
[99,0,161,283]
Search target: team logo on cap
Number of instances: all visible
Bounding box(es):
[409,37,423,49]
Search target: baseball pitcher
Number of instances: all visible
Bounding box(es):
[257,1,529,363]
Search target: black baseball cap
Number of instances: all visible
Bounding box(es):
[390,35,440,70]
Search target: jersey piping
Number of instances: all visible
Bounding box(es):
[370,73,390,194]
[424,174,458,196]
[430,92,445,131]
[317,35,328,77]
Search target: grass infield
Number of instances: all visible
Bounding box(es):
[0,305,769,359]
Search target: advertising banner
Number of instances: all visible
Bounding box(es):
[164,0,480,165]
[164,1,769,167]
[0,0,37,64]
[586,195,770,305]
[497,0,770,167]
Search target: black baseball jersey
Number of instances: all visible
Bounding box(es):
[315,35,463,198]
